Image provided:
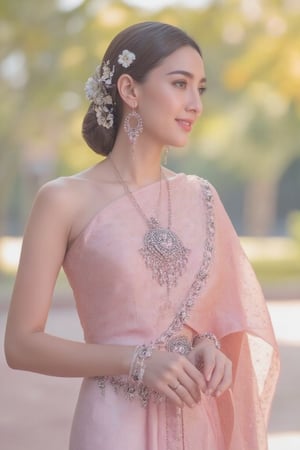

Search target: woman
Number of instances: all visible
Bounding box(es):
[5,22,279,450]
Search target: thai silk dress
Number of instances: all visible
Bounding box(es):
[63,173,279,450]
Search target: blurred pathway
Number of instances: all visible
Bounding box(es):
[1,300,299,450]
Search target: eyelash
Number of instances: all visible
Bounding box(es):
[173,80,206,96]
[174,80,187,89]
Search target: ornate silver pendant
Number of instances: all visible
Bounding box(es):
[139,217,190,289]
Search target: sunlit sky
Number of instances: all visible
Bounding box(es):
[57,0,213,12]
[124,0,213,10]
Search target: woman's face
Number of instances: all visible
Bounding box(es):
[136,45,206,148]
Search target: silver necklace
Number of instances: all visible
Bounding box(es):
[108,154,190,290]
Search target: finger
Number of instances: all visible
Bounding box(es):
[171,383,197,408]
[164,385,184,408]
[183,358,207,392]
[178,372,201,404]
[206,360,225,395]
[213,361,232,397]
[200,351,216,383]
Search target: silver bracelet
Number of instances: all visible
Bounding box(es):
[193,332,221,350]
[129,344,153,384]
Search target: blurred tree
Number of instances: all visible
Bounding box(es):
[0,0,299,236]
[0,0,141,232]
[148,0,300,234]
[217,0,300,234]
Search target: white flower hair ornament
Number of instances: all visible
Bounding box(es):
[85,61,115,129]
[85,50,136,129]
[117,49,136,68]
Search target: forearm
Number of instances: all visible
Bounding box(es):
[5,331,134,378]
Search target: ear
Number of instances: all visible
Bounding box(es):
[117,74,139,109]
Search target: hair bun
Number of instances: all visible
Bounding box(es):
[82,104,114,155]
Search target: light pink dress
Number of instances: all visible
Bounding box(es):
[63,174,279,450]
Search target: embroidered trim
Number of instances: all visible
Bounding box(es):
[96,178,215,406]
[154,179,214,347]
[97,375,163,408]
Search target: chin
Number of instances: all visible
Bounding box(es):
[167,138,189,148]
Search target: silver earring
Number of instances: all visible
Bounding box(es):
[124,109,143,150]
[163,146,169,165]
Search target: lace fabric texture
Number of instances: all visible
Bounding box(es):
[63,174,279,450]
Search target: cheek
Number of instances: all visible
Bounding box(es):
[141,95,178,128]
[140,101,173,132]
[140,85,178,112]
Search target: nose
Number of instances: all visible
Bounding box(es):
[185,89,203,116]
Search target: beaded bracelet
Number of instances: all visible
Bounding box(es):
[193,332,221,350]
[129,344,153,384]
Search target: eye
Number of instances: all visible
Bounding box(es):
[173,80,187,89]
[198,86,206,96]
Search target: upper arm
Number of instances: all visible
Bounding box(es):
[5,179,75,338]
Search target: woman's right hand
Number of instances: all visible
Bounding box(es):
[142,350,206,408]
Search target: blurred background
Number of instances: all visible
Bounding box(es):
[0,0,299,449]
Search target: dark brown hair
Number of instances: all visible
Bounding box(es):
[82,21,202,155]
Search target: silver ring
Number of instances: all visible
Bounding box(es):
[171,382,181,391]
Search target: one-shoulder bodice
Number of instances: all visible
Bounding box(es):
[63,174,210,345]
[64,173,279,450]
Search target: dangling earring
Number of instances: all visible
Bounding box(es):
[163,146,170,165]
[124,108,143,158]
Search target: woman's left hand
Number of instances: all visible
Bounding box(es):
[187,339,232,398]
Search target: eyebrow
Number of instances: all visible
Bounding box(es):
[166,70,206,83]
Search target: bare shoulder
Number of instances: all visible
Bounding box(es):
[34,164,120,244]
[33,176,84,220]
[35,176,77,203]
[38,174,97,200]
[22,178,81,248]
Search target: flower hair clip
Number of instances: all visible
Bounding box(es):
[118,49,136,68]
[85,60,115,129]
[85,50,136,129]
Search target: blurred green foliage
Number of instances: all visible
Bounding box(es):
[288,210,300,245]
[252,253,300,282]
[0,0,300,237]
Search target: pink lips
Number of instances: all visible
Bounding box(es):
[176,119,193,132]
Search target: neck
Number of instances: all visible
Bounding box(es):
[109,135,165,188]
